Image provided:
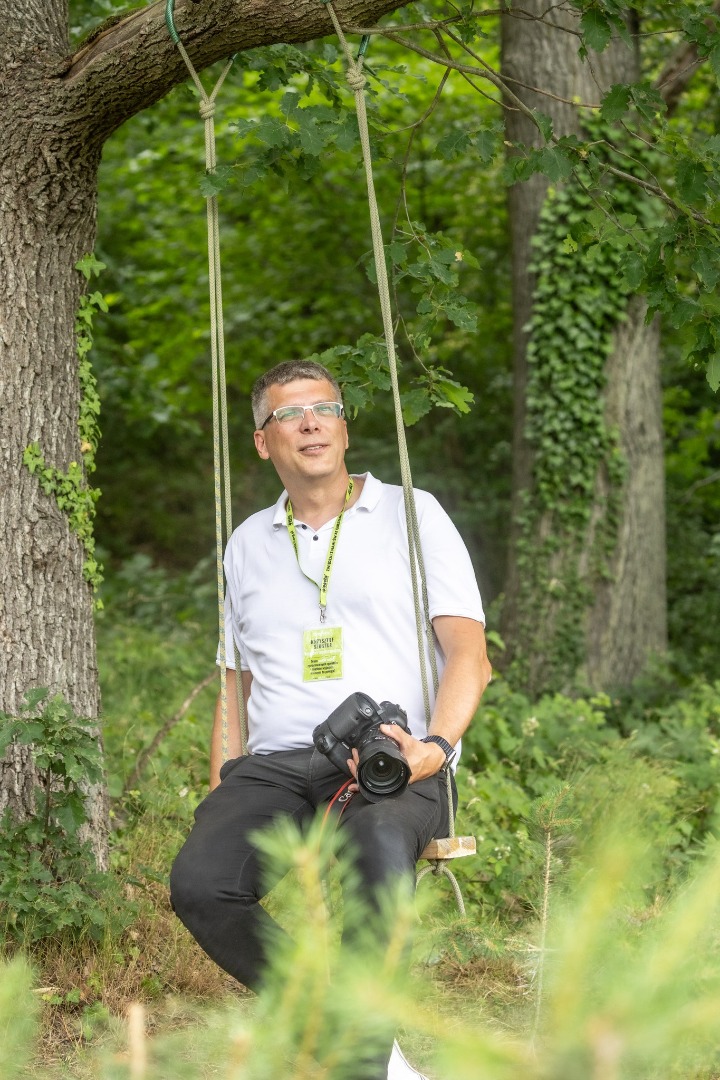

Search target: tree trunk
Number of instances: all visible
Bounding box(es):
[499,2,667,693]
[585,298,665,687]
[0,2,108,860]
[0,0,409,863]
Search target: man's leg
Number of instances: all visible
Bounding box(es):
[335,774,453,1080]
[338,773,452,911]
[170,748,320,990]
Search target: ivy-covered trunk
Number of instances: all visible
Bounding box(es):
[499,3,666,694]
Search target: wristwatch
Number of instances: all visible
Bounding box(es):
[421,735,456,768]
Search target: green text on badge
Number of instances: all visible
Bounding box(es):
[303,626,343,681]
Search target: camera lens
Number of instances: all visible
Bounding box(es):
[357,736,410,801]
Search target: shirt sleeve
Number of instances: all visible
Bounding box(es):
[415,491,485,624]
[216,532,249,671]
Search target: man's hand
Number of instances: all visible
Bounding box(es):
[345,724,446,788]
[380,723,446,782]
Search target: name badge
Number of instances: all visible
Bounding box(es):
[303,626,343,682]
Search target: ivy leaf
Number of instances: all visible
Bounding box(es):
[75,254,106,281]
[581,9,612,53]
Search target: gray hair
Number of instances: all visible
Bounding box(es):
[251,360,343,429]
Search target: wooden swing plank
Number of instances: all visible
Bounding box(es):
[420,835,476,861]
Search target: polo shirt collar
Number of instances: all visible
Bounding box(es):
[271,472,381,528]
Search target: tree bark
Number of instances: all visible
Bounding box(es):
[0,0,408,861]
[499,2,667,693]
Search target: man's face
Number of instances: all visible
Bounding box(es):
[253,378,349,488]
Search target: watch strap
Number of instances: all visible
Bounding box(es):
[421,735,456,765]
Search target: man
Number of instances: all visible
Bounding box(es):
[171,360,491,1078]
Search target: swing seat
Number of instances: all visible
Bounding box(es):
[419,835,476,861]
[417,835,476,917]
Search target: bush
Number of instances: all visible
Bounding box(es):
[0,691,133,944]
[452,676,720,913]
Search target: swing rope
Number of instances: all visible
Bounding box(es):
[165,0,248,757]
[322,8,440,729]
[321,1,456,840]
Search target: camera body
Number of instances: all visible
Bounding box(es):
[312,691,411,803]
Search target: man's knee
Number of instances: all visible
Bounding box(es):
[343,804,419,879]
[169,844,210,921]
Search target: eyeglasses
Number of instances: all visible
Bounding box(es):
[260,401,344,429]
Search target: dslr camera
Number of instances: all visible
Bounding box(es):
[313,691,411,802]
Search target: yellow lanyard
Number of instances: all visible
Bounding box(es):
[286,479,354,623]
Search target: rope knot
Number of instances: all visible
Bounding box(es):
[199,99,216,121]
[346,68,366,92]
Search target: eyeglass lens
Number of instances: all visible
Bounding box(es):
[275,403,342,423]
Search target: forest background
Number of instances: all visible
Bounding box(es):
[2,0,720,1076]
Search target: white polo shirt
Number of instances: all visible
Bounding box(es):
[221,472,484,755]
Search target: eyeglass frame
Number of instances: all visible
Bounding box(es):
[260,401,345,430]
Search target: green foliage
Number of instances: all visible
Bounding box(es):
[0,691,133,944]
[218,42,481,423]
[452,674,720,913]
[96,555,217,806]
[454,680,619,907]
[22,255,106,594]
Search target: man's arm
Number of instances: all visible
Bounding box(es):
[209,667,253,790]
[380,615,492,783]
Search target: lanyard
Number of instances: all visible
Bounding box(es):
[286,478,354,623]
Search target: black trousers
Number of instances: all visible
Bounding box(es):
[170,748,454,1074]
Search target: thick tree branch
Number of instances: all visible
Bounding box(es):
[62,0,409,143]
